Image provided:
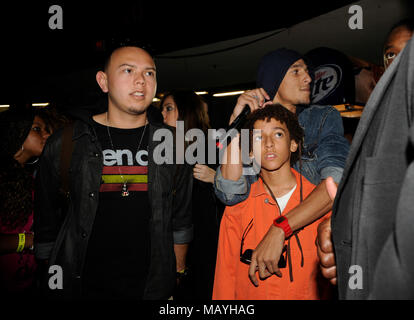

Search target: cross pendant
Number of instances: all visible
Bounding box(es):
[121,183,130,197]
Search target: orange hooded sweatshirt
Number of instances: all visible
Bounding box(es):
[213,169,331,300]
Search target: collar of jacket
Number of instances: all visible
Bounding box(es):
[250,168,302,205]
[69,104,165,142]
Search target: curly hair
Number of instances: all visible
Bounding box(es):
[244,103,304,165]
[35,105,72,134]
[0,158,33,230]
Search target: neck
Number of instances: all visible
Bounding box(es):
[106,108,148,129]
[284,104,297,114]
[260,164,296,198]
[272,97,297,114]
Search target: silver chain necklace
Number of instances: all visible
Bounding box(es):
[105,112,148,197]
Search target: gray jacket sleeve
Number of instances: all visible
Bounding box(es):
[369,125,414,299]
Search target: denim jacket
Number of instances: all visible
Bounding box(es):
[214,104,349,205]
[34,109,193,299]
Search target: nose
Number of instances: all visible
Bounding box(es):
[135,73,145,85]
[263,135,274,149]
[303,71,312,84]
[42,129,51,140]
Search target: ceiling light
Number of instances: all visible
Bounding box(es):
[152,98,161,102]
[32,103,50,107]
[195,91,208,95]
[213,91,245,97]
[0,105,10,108]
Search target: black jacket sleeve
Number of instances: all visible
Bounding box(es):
[33,130,64,260]
[171,163,193,244]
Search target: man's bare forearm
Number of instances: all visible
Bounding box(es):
[284,179,333,231]
[174,243,188,272]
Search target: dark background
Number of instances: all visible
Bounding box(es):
[0,0,399,129]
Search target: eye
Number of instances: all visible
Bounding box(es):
[384,51,396,60]
[162,105,174,112]
[275,132,284,138]
[123,68,132,74]
[145,71,155,77]
[253,135,262,142]
[32,126,41,132]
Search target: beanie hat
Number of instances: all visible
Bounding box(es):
[256,48,304,101]
[0,109,34,160]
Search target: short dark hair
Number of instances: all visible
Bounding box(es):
[103,38,154,71]
[390,18,414,33]
[244,104,304,165]
[385,18,414,43]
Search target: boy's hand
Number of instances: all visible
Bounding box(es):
[248,225,285,286]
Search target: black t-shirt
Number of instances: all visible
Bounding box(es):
[82,119,151,299]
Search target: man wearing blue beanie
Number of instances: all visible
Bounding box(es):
[256,48,305,103]
[214,48,349,288]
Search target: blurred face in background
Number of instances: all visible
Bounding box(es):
[355,67,377,104]
[161,95,179,127]
[383,26,413,69]
[18,115,50,163]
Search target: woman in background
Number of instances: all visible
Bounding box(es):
[161,90,224,300]
[0,108,51,298]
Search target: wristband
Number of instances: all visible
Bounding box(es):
[17,233,25,253]
[176,268,188,279]
[273,216,293,238]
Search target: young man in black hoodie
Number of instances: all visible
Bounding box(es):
[34,44,193,299]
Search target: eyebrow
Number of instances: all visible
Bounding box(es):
[290,63,307,69]
[117,64,156,71]
[272,126,286,132]
[253,127,287,134]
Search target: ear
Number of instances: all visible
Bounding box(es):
[96,71,109,93]
[290,140,298,153]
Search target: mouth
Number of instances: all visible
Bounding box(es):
[130,91,145,99]
[264,153,277,160]
[300,87,310,92]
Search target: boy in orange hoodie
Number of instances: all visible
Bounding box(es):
[213,104,331,300]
